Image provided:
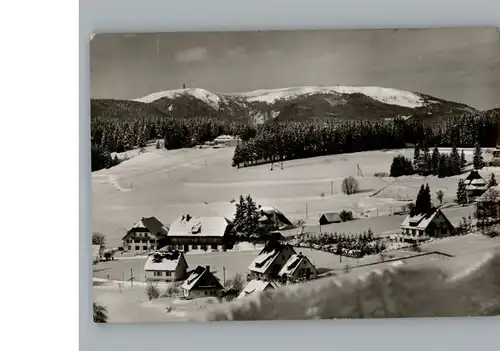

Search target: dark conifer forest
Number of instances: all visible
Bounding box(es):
[91,109,499,172]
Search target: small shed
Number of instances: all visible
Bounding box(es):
[319,212,341,225]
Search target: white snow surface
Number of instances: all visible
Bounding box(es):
[234,86,428,108]
[133,85,431,109]
[134,88,223,110]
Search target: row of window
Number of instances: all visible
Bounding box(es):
[153,271,172,277]
[126,239,156,244]
[128,245,153,251]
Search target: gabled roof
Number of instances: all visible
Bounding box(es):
[144,251,186,271]
[464,170,485,183]
[248,241,296,274]
[122,216,169,240]
[168,215,232,237]
[476,185,500,202]
[237,279,277,299]
[400,209,449,231]
[258,206,294,226]
[278,254,317,277]
[181,266,223,291]
[319,212,341,223]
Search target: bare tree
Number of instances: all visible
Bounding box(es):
[341,176,359,195]
[436,190,444,205]
[92,232,106,248]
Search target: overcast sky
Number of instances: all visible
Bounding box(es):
[90,28,500,110]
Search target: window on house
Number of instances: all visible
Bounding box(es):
[205,291,208,296]
[192,244,198,250]
[154,271,162,277]
[128,246,131,251]
[411,229,416,236]
[165,271,172,276]
[201,244,207,251]
[143,246,147,250]
[135,246,140,250]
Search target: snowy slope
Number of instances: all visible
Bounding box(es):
[229,86,429,108]
[135,88,223,110]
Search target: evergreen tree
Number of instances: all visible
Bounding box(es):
[489,173,498,187]
[423,183,432,214]
[414,185,425,215]
[232,195,247,236]
[460,149,466,168]
[437,154,449,178]
[413,144,421,174]
[244,195,261,237]
[456,179,467,206]
[431,147,440,175]
[450,145,461,175]
[421,144,431,175]
[473,141,484,170]
[390,155,414,177]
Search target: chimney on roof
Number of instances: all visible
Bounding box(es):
[186,214,192,222]
[205,265,210,272]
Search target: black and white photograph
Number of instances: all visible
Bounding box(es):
[90,28,500,324]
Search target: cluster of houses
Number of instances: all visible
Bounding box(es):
[121,206,294,255]
[142,237,318,300]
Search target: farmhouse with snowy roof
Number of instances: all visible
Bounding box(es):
[121,216,169,254]
[257,206,295,231]
[181,265,224,299]
[475,185,500,219]
[248,240,296,280]
[166,214,235,252]
[144,250,188,283]
[278,252,318,282]
[464,170,488,203]
[319,212,342,225]
[237,279,278,300]
[400,208,454,239]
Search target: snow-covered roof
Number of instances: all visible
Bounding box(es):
[248,242,296,274]
[144,251,185,271]
[278,254,316,277]
[181,266,223,291]
[122,216,169,240]
[476,185,500,202]
[237,279,277,299]
[400,209,448,231]
[319,212,341,223]
[168,215,232,237]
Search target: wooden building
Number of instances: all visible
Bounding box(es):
[165,214,235,252]
[400,208,455,239]
[121,217,169,254]
[144,251,188,283]
[248,240,297,280]
[181,265,224,299]
[278,252,318,282]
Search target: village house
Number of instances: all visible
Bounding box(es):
[212,135,242,147]
[278,252,318,282]
[475,185,500,219]
[319,212,341,225]
[400,208,455,239]
[121,216,169,254]
[181,265,224,299]
[248,240,297,280]
[143,250,188,283]
[464,170,488,203]
[165,214,235,252]
[237,279,278,299]
[257,206,295,231]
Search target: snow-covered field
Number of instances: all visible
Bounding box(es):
[92,144,496,248]
[93,235,500,323]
